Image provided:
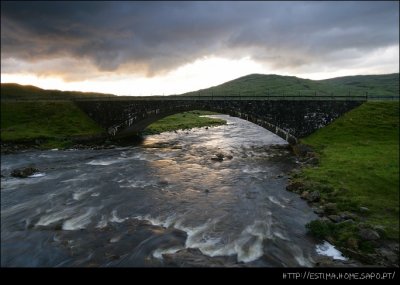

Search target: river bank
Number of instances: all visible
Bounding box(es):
[287,102,399,267]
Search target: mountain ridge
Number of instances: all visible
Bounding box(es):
[1,73,398,99]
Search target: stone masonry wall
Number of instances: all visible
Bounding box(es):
[75,99,364,144]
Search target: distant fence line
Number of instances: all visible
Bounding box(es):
[1,90,398,102]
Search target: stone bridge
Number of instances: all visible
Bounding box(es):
[74,97,365,144]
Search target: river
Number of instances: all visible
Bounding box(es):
[1,115,345,267]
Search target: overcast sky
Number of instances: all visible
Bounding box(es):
[1,1,399,95]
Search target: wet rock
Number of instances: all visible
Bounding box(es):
[292,144,313,157]
[286,181,304,192]
[328,215,342,223]
[162,248,237,267]
[211,153,224,162]
[314,256,337,267]
[204,189,210,193]
[35,221,64,231]
[359,228,380,241]
[372,225,386,237]
[298,157,309,163]
[11,166,39,178]
[376,243,399,266]
[158,180,169,186]
[341,248,374,265]
[338,219,355,226]
[245,191,257,199]
[339,212,357,221]
[270,144,291,151]
[211,157,223,162]
[143,142,171,149]
[313,207,324,216]
[306,157,319,166]
[323,203,337,215]
[319,217,331,223]
[308,191,321,202]
[347,238,359,250]
[314,256,360,267]
[359,207,370,213]
[300,191,309,200]
[106,254,121,260]
[377,249,398,265]
[109,236,121,243]
[290,169,301,176]
[225,155,233,160]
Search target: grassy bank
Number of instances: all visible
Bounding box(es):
[1,103,226,149]
[1,101,105,148]
[142,110,226,135]
[291,102,399,260]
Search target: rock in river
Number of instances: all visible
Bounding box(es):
[11,167,39,178]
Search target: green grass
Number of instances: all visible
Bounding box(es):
[182,73,399,97]
[1,101,105,148]
[298,102,399,245]
[143,111,226,135]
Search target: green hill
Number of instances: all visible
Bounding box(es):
[1,73,398,100]
[182,73,399,97]
[0,83,115,100]
[319,73,399,97]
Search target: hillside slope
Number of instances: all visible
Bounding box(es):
[182,73,399,97]
[1,83,115,100]
[319,73,399,97]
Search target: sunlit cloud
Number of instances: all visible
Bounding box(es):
[1,1,398,95]
[2,56,268,95]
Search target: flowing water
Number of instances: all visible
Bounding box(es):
[1,115,343,267]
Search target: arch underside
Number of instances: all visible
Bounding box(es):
[112,106,298,145]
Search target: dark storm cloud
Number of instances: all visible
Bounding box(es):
[1,1,398,77]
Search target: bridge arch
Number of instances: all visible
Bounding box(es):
[74,98,364,145]
[116,106,299,144]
